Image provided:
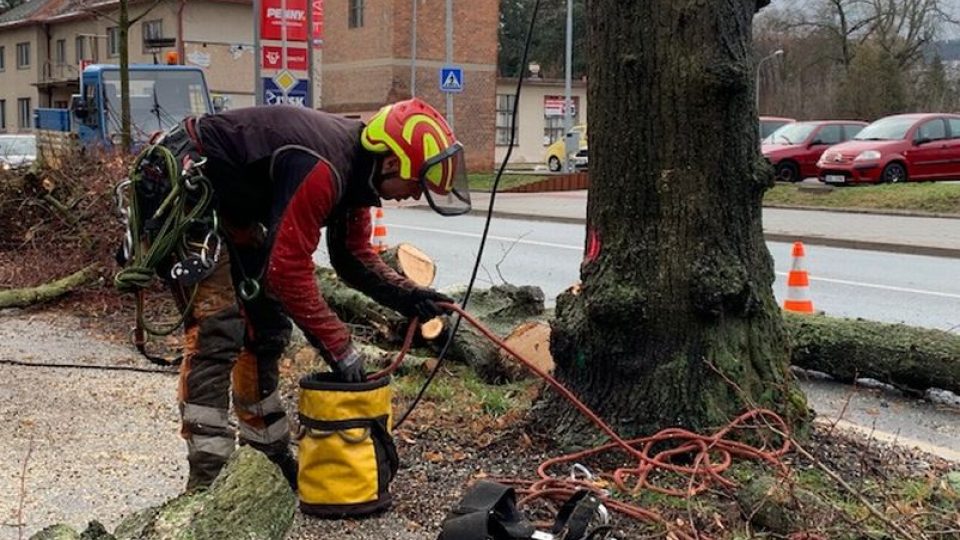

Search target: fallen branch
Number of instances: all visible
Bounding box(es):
[785,312,960,396]
[0,264,100,309]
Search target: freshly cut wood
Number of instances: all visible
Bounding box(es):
[445,284,548,383]
[420,318,445,340]
[785,312,960,395]
[498,321,554,381]
[381,243,436,287]
[0,264,99,309]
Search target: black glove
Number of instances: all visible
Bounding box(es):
[408,288,455,321]
[332,346,367,383]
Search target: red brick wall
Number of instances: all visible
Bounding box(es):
[321,0,499,172]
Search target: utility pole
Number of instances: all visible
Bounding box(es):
[410,0,417,97]
[254,0,262,105]
[756,49,783,113]
[445,0,453,128]
[563,0,573,171]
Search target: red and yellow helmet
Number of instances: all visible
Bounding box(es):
[361,98,461,195]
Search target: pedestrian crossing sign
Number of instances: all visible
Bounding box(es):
[440,66,464,93]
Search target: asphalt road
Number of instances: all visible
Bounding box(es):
[321,208,960,333]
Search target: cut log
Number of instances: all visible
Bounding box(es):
[380,243,436,287]
[113,447,295,540]
[497,321,554,381]
[315,267,408,345]
[0,264,100,309]
[29,447,295,540]
[445,284,548,383]
[785,312,960,395]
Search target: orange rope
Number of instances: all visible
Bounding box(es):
[369,304,792,538]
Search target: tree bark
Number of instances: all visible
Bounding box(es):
[785,313,960,395]
[548,1,807,439]
[29,447,295,540]
[0,264,100,309]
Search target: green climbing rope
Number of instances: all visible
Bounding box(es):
[114,144,215,337]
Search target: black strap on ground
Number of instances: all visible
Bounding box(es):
[0,357,177,375]
[550,490,604,540]
[438,480,536,540]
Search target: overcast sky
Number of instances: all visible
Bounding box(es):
[763,0,960,39]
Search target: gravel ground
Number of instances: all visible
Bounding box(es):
[0,311,185,539]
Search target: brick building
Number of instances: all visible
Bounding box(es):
[0,0,499,169]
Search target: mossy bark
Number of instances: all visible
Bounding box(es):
[0,264,100,309]
[548,0,807,440]
[785,312,960,395]
[113,446,295,540]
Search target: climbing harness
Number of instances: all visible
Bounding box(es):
[114,122,220,366]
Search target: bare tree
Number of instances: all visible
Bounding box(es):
[80,0,166,150]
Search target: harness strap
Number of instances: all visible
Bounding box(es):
[550,490,603,540]
[438,481,536,540]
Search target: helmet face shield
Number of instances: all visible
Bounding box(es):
[418,142,471,216]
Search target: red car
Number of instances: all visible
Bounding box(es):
[817,113,960,184]
[760,116,796,140]
[762,120,867,182]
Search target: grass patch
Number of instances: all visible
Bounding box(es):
[468,173,547,192]
[392,364,536,417]
[765,182,960,214]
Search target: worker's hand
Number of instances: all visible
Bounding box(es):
[332,346,367,383]
[408,288,455,321]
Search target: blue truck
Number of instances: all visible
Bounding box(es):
[35,64,214,151]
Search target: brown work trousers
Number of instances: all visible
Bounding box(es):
[175,249,293,490]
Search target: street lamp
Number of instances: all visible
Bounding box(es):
[756,49,784,113]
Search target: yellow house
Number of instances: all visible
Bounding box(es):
[494,75,588,169]
[0,0,255,133]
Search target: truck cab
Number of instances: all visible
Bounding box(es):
[35,64,213,152]
[70,64,214,147]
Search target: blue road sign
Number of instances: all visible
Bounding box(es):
[262,77,309,107]
[439,66,464,93]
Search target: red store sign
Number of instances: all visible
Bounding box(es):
[260,0,323,44]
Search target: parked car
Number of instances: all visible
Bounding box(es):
[762,120,867,182]
[545,125,587,172]
[817,113,960,184]
[0,134,37,170]
[759,116,796,140]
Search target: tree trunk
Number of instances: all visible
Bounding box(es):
[119,0,132,152]
[548,0,807,439]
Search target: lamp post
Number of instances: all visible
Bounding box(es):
[756,49,783,113]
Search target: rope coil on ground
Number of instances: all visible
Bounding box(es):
[371,304,792,539]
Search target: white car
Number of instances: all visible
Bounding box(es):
[0,134,38,170]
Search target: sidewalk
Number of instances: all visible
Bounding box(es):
[388,190,960,258]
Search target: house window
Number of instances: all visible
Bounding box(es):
[543,96,579,144]
[55,100,68,109]
[348,0,364,28]
[75,36,86,64]
[107,27,119,58]
[89,37,99,62]
[495,94,516,146]
[0,46,5,71]
[142,20,163,52]
[55,39,66,65]
[0,100,6,131]
[17,98,31,130]
[16,42,30,69]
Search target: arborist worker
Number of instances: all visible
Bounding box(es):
[115,98,471,492]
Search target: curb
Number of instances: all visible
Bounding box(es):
[400,205,960,259]
[764,204,960,220]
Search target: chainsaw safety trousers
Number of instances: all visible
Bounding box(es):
[177,252,293,491]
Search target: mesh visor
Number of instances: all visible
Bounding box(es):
[418,143,471,216]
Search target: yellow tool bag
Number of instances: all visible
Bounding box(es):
[298,373,399,517]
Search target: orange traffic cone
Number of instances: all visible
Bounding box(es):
[783,241,814,314]
[371,207,388,253]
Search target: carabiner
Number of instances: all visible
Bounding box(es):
[199,231,221,268]
[114,178,132,219]
[239,279,261,301]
